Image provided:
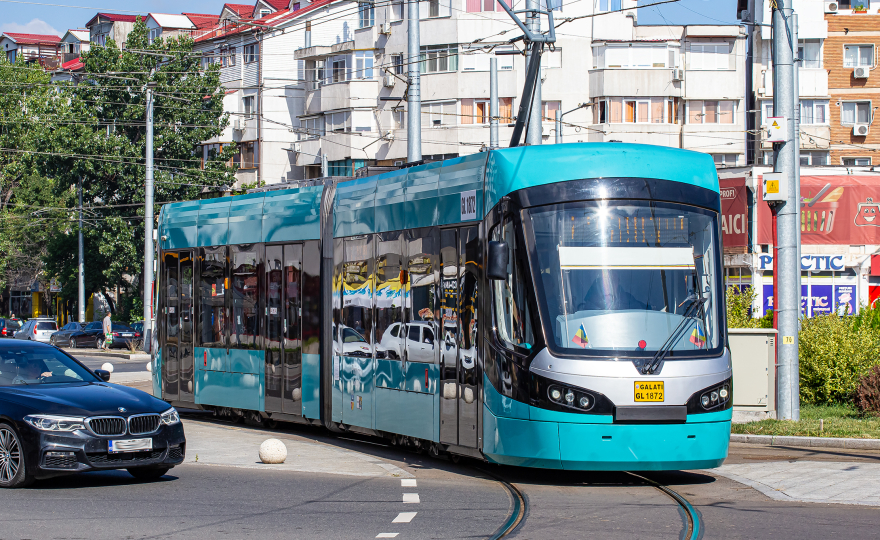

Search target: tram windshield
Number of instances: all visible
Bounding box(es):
[527,200,721,358]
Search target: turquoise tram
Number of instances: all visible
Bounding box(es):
[154,143,732,470]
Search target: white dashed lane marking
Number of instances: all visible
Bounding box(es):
[392,512,418,523]
[402,493,420,504]
[401,479,417,487]
[376,534,399,538]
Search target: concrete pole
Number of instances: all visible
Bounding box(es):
[525,0,542,146]
[407,0,422,162]
[490,57,499,149]
[555,109,561,144]
[322,151,328,177]
[78,177,85,323]
[772,0,800,421]
[144,84,155,351]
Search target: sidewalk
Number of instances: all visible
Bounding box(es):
[62,348,150,361]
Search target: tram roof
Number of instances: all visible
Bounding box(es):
[157,143,718,249]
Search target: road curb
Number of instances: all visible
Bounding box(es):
[62,349,150,361]
[730,433,880,449]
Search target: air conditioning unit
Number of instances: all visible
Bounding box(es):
[379,23,391,35]
[291,142,301,153]
[853,123,869,136]
[383,74,395,88]
[824,1,838,13]
[671,68,684,81]
[854,66,869,79]
[393,160,404,166]
[233,119,243,131]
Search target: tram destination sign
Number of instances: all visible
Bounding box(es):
[461,190,477,221]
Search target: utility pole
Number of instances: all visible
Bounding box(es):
[78,177,85,323]
[144,82,156,353]
[525,0,542,146]
[407,0,421,162]
[772,0,800,421]
[490,57,499,149]
[554,103,587,144]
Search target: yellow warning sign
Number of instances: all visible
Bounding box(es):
[767,180,779,194]
[771,120,779,127]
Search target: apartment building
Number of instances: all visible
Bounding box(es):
[0,32,62,68]
[86,13,143,47]
[145,14,197,44]
[587,5,748,168]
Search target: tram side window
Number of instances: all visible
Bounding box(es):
[199,246,227,348]
[491,219,535,350]
[374,233,404,360]
[341,236,373,352]
[230,244,261,350]
[406,228,438,363]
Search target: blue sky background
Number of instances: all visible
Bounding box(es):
[0,0,739,36]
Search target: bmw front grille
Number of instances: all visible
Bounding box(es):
[86,417,127,436]
[128,414,161,435]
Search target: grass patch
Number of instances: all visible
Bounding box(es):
[732,403,880,439]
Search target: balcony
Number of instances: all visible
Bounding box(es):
[305,79,379,115]
[590,69,683,97]
[760,68,828,98]
[684,70,744,99]
[294,40,354,62]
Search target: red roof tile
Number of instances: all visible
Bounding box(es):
[184,13,222,29]
[194,0,335,43]
[86,13,144,27]
[265,0,290,9]
[223,3,256,16]
[3,32,61,45]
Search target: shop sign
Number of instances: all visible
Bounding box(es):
[762,284,857,317]
[757,254,845,271]
[720,178,748,247]
[50,278,61,293]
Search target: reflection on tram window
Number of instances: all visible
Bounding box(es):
[375,233,404,360]
[406,229,438,364]
[230,245,260,349]
[341,236,373,356]
[198,246,227,348]
[491,218,535,351]
[528,201,720,357]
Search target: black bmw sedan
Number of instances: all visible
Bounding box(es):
[0,340,185,488]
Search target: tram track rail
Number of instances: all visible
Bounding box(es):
[627,472,702,540]
[474,467,527,539]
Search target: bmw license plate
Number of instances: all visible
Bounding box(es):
[108,438,152,453]
[634,381,664,402]
[122,333,133,337]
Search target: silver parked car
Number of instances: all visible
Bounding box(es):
[14,318,59,343]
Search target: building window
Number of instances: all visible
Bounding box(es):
[392,0,404,20]
[393,108,405,129]
[595,44,672,69]
[843,157,872,166]
[260,9,271,17]
[352,109,373,132]
[149,28,160,44]
[461,46,514,71]
[844,45,874,67]
[461,98,513,124]
[299,116,323,139]
[244,44,258,63]
[841,101,871,124]
[713,154,738,167]
[306,59,324,90]
[466,0,512,12]
[800,100,828,125]
[688,100,736,124]
[422,101,456,126]
[243,96,256,117]
[221,46,236,67]
[358,2,374,28]
[332,57,347,83]
[597,0,621,12]
[798,39,821,69]
[239,141,257,168]
[837,1,871,8]
[420,45,458,73]
[392,54,404,75]
[325,111,351,132]
[542,101,560,122]
[353,51,374,79]
[597,97,677,124]
[689,42,731,70]
[800,151,829,166]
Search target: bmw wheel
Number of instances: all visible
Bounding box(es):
[0,424,34,489]
[70,338,78,350]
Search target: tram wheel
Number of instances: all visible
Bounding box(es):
[428,443,441,459]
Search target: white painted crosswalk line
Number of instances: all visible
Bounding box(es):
[376,534,399,538]
[401,479,417,487]
[392,512,417,523]
[402,493,420,503]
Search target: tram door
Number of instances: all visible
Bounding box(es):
[178,252,195,402]
[162,252,180,401]
[439,226,480,448]
[265,244,303,415]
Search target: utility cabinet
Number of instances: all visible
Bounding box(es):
[728,328,777,422]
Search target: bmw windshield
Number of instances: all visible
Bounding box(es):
[527,200,722,358]
[0,347,98,386]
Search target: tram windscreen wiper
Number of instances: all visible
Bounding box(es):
[642,293,708,375]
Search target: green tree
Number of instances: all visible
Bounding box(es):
[40,19,235,315]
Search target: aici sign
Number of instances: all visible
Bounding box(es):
[758,254,845,271]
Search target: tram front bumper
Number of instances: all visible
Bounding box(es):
[482,406,731,471]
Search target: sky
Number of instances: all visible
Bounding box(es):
[0,0,740,37]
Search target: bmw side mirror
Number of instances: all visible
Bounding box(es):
[94,369,111,382]
[487,240,509,281]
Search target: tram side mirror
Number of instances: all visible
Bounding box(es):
[487,241,509,281]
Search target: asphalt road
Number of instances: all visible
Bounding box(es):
[75,355,150,374]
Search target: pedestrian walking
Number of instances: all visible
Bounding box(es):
[102,312,112,351]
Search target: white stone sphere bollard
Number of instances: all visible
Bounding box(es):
[292,388,302,401]
[145,361,152,373]
[101,362,114,373]
[259,439,288,464]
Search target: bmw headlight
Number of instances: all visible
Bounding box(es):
[24,415,85,432]
[160,408,180,426]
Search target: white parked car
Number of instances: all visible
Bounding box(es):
[14,318,58,344]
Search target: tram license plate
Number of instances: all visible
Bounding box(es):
[109,438,152,453]
[634,381,664,402]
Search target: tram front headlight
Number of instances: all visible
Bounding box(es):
[564,390,575,404]
[719,386,729,400]
[700,395,710,408]
[578,396,590,408]
[550,388,562,401]
[710,391,719,403]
